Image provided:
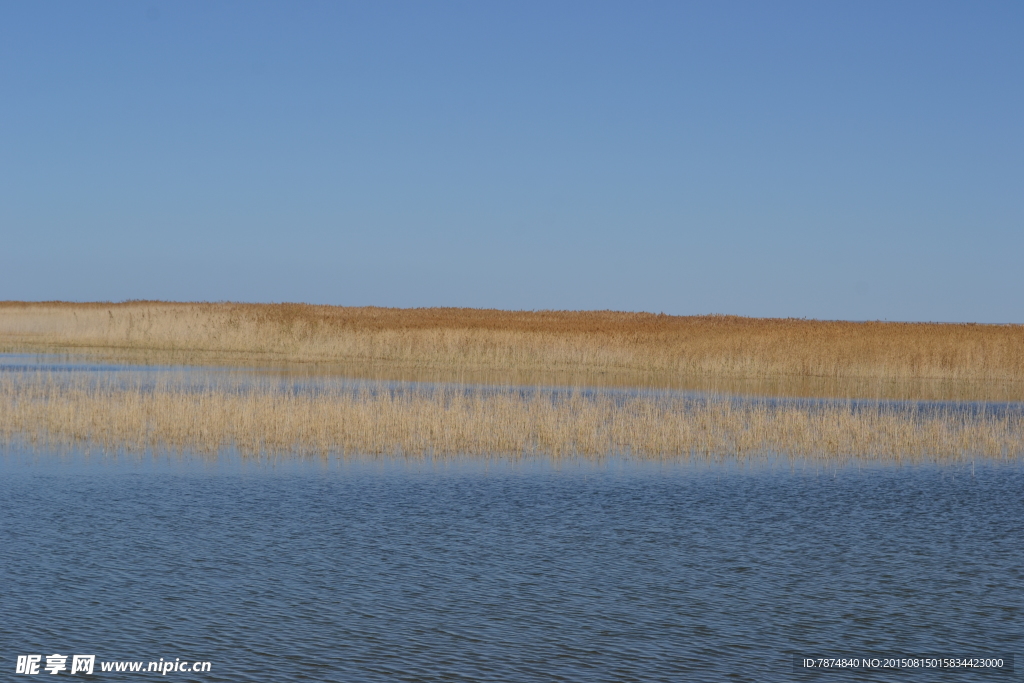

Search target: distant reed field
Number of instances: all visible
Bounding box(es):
[2,373,1020,462]
[2,302,1023,391]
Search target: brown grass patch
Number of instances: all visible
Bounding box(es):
[2,372,1020,462]
[2,302,1023,398]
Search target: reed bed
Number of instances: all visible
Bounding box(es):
[2,373,1020,463]
[2,302,1023,388]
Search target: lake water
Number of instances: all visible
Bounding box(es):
[2,354,1021,680]
[2,451,1020,682]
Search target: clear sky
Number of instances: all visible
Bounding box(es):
[1,1,1021,322]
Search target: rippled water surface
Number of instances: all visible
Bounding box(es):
[1,451,1021,682]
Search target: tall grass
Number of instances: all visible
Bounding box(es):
[2,373,1020,462]
[3,302,1024,387]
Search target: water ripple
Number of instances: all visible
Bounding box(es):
[1,454,1021,681]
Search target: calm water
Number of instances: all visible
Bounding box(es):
[1,451,1020,682]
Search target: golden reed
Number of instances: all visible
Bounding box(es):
[2,373,1020,462]
[2,301,1023,385]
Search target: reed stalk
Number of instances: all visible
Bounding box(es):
[2,373,1020,462]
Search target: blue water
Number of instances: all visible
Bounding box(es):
[1,452,1020,682]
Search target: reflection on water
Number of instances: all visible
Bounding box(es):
[1,451,1021,682]
[4,348,1023,402]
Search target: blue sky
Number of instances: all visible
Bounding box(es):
[1,1,1021,322]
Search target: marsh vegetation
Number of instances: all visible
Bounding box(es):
[2,302,1023,397]
[3,372,1020,462]
[2,302,1022,462]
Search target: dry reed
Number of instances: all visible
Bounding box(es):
[3,302,1023,388]
[2,373,1020,463]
